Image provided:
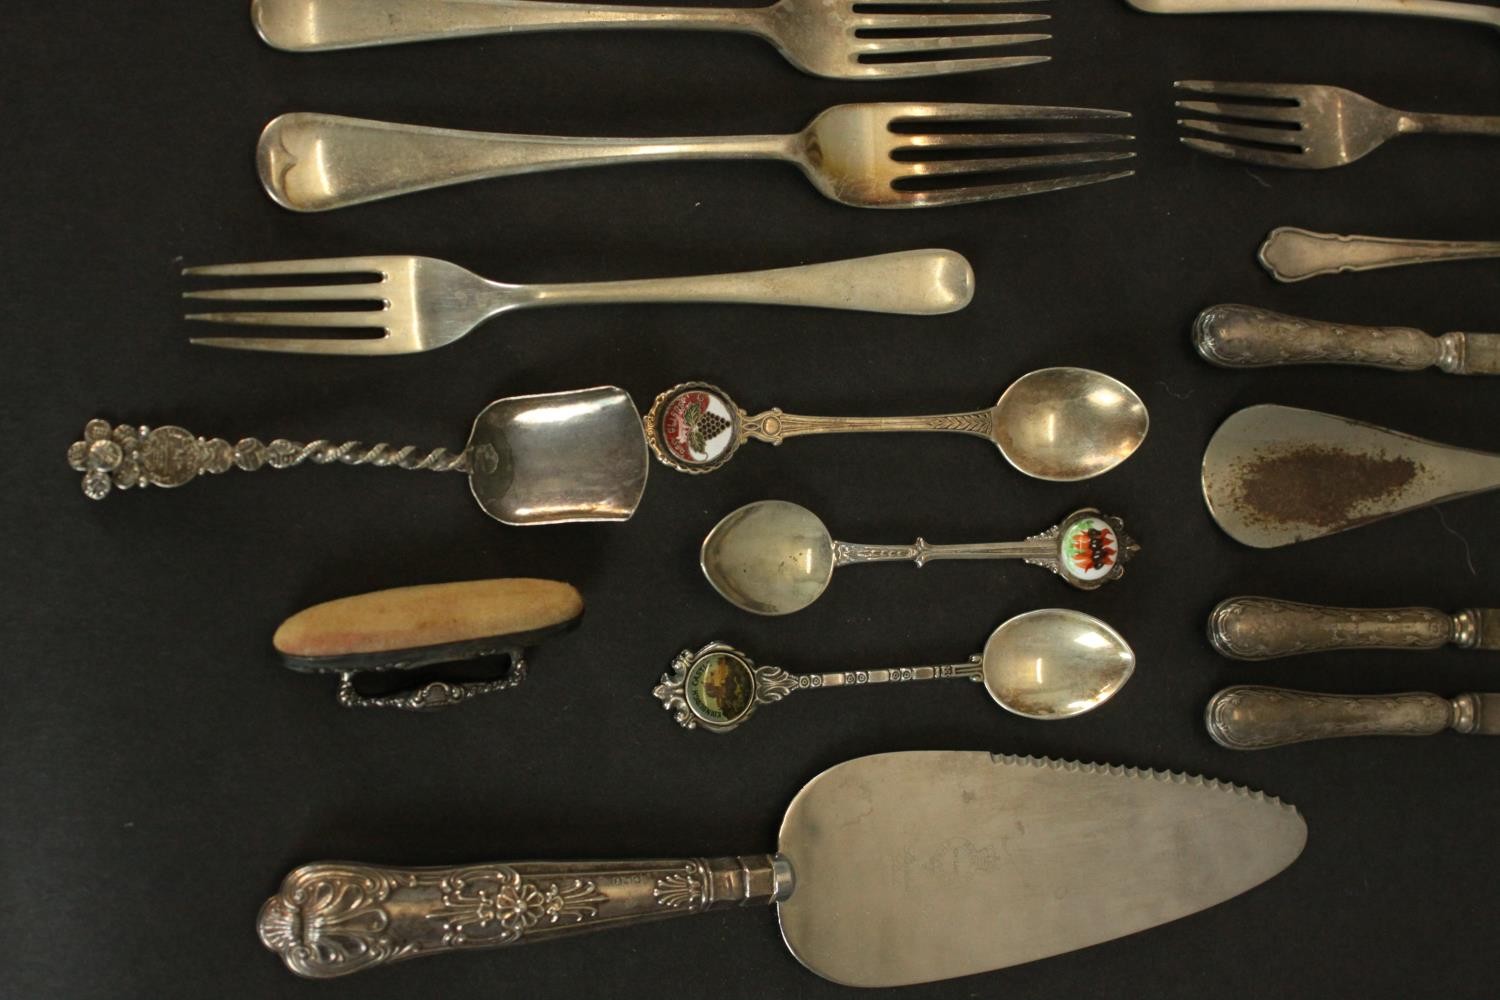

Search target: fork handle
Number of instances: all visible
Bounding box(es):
[259,113,794,213]
[1397,111,1500,136]
[252,0,764,51]
[1132,0,1500,29]
[1258,227,1500,282]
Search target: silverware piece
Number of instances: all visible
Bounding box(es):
[258,750,1305,982]
[700,502,1136,616]
[258,106,1136,213]
[643,368,1149,479]
[1194,304,1500,375]
[655,609,1135,733]
[183,250,975,355]
[1208,596,1500,660]
[1175,81,1500,169]
[252,0,1053,80]
[1203,404,1500,548]
[275,579,584,710]
[1125,0,1500,34]
[1206,685,1499,749]
[1258,227,1500,282]
[66,386,648,526]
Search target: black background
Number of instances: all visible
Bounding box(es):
[4,2,1499,998]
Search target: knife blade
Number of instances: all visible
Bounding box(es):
[1208,596,1500,659]
[258,750,1306,983]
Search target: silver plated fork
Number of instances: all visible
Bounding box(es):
[259,104,1136,213]
[182,249,974,356]
[252,0,1052,80]
[1176,81,1500,169]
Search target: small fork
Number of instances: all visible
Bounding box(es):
[183,249,975,355]
[1176,81,1500,169]
[259,104,1135,212]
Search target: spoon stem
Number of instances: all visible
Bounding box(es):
[741,408,995,445]
[833,538,1057,567]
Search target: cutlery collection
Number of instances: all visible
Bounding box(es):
[63,0,1500,988]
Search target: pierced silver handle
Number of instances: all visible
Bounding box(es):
[1207,597,1479,660]
[68,419,466,500]
[1206,686,1486,749]
[1258,227,1500,282]
[1193,305,1457,372]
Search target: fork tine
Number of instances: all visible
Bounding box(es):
[1175,100,1303,123]
[1174,80,1307,101]
[906,151,1136,177]
[183,283,389,303]
[189,336,403,356]
[899,169,1135,207]
[895,103,1131,122]
[1179,118,1303,149]
[182,258,392,278]
[184,311,387,328]
[1180,137,1307,168]
[852,12,1050,29]
[858,54,1051,76]
[856,33,1050,54]
[902,131,1133,150]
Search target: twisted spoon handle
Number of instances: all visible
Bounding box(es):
[1207,597,1483,659]
[68,419,466,500]
[1259,227,1500,282]
[1205,686,1493,749]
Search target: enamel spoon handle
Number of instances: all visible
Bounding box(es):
[1206,686,1498,749]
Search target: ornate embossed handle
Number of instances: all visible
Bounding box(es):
[67,419,467,500]
[1207,597,1482,660]
[1193,305,1459,372]
[259,856,790,978]
[1258,227,1500,283]
[1205,686,1490,749]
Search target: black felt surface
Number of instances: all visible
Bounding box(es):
[4,3,1499,998]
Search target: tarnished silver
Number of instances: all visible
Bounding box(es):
[1126,0,1500,33]
[1175,81,1500,169]
[1194,304,1500,375]
[654,610,1134,733]
[251,0,1052,80]
[183,250,976,356]
[643,368,1148,480]
[1258,227,1500,282]
[258,106,1135,213]
[67,387,649,526]
[1208,597,1497,660]
[1202,404,1500,548]
[699,501,1136,616]
[1206,686,1500,749]
[258,751,1305,984]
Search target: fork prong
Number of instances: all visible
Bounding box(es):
[855,53,1050,76]
[1174,80,1307,101]
[183,283,389,303]
[1175,99,1303,124]
[895,103,1130,122]
[898,169,1135,207]
[852,11,1050,29]
[1180,137,1307,168]
[189,335,404,356]
[184,311,388,328]
[182,257,394,278]
[902,131,1133,150]
[906,150,1136,177]
[856,32,1050,54]
[1179,118,1303,149]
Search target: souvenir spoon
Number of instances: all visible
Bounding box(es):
[643,367,1147,480]
[655,609,1135,733]
[67,386,648,525]
[701,501,1136,615]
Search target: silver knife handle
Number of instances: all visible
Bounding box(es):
[1193,305,1452,372]
[259,856,790,978]
[1258,227,1500,282]
[1207,597,1479,660]
[1131,0,1500,29]
[1205,686,1485,749]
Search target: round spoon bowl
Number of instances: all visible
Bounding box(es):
[700,500,833,616]
[982,608,1135,719]
[993,367,1149,481]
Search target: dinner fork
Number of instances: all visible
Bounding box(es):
[1175,81,1500,169]
[258,105,1136,213]
[181,249,975,355]
[252,0,1052,80]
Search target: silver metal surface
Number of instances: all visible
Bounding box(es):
[183,250,976,355]
[776,751,1306,987]
[654,609,1134,732]
[699,501,1137,615]
[1258,227,1500,282]
[257,106,1135,213]
[1194,304,1500,375]
[1175,81,1500,169]
[1126,0,1500,32]
[1202,404,1500,548]
[1206,686,1500,749]
[257,751,1305,983]
[252,0,1052,80]
[1208,597,1495,660]
[643,368,1148,479]
[67,386,649,526]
